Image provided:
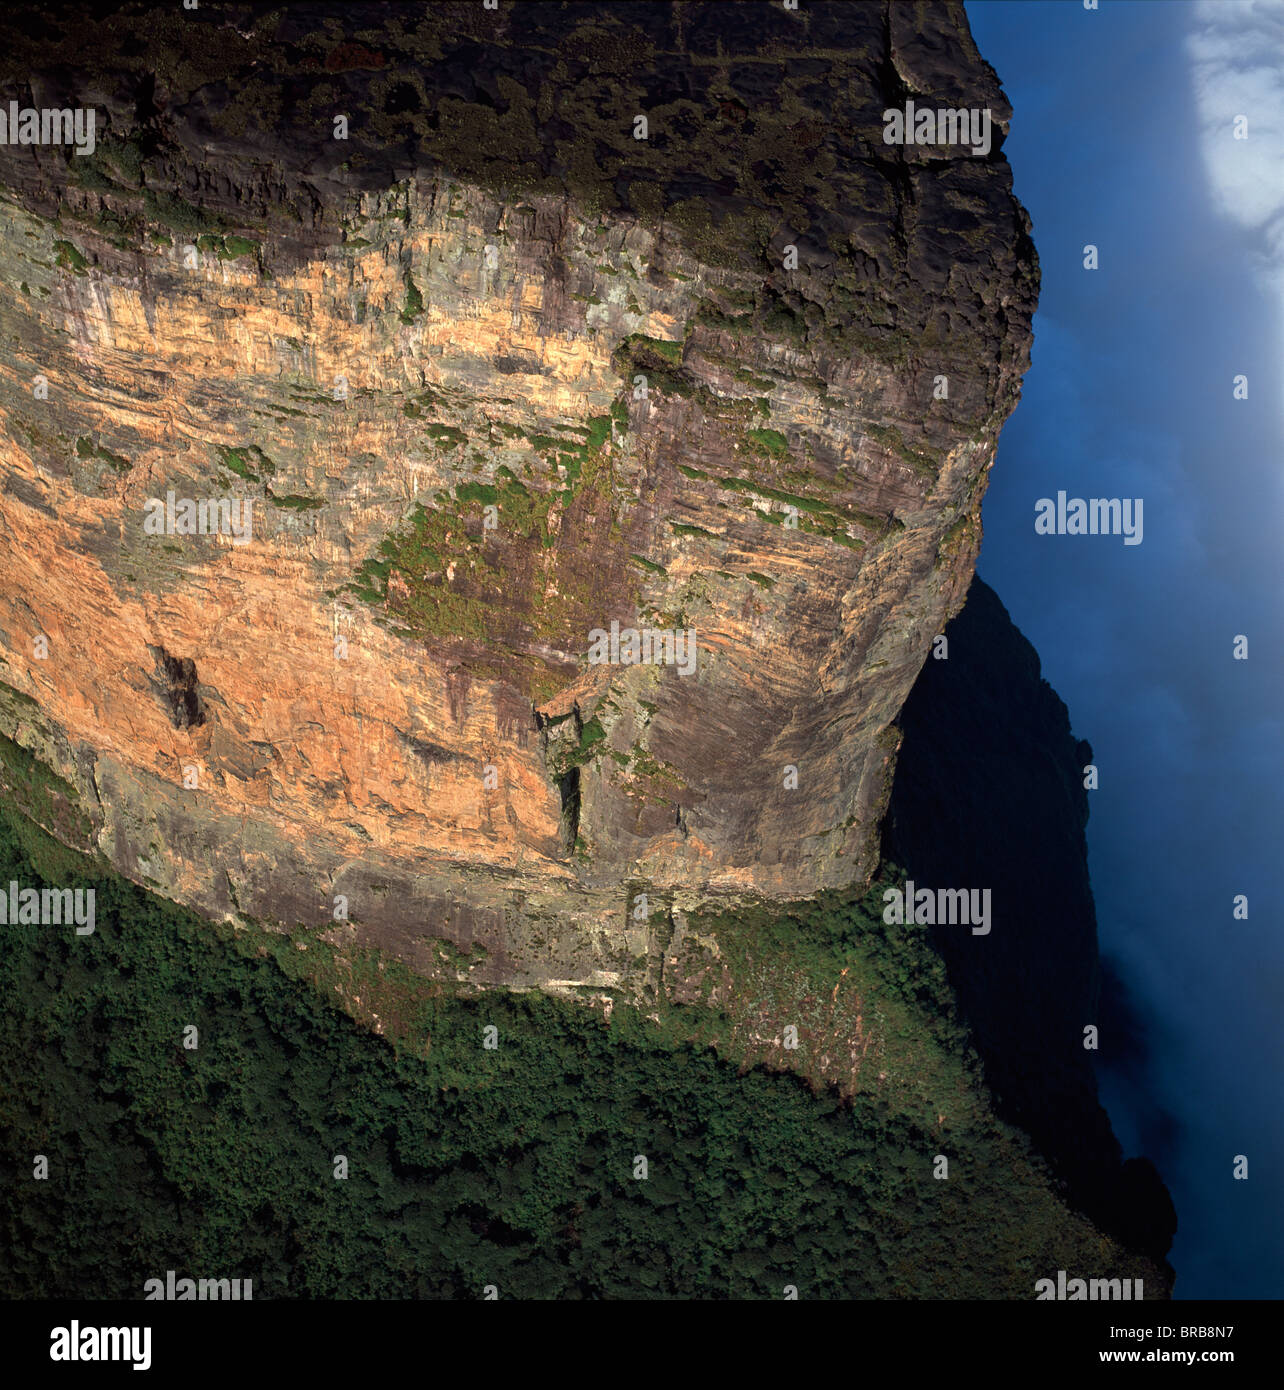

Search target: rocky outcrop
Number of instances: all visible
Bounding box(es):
[883,577,1177,1265]
[0,2,1036,992]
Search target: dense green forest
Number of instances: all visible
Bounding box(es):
[0,793,1161,1299]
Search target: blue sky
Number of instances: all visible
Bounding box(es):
[965,0,1283,1298]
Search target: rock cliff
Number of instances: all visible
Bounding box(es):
[883,577,1177,1266]
[0,1,1036,992]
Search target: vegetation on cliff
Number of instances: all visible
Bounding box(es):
[0,782,1166,1299]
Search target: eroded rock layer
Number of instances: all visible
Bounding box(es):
[0,1,1036,990]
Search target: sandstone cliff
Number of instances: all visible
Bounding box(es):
[0,1,1037,993]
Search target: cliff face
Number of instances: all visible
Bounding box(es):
[0,2,1036,992]
[883,577,1177,1265]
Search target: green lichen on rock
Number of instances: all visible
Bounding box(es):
[0,727,91,847]
[424,422,467,451]
[53,239,88,274]
[75,436,131,473]
[216,445,276,482]
[399,272,424,324]
[865,424,943,480]
[195,233,259,261]
[268,493,324,511]
[745,427,789,460]
[347,415,637,699]
[715,476,871,549]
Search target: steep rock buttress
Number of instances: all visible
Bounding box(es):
[0,1,1036,992]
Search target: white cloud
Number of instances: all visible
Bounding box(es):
[1188,0,1284,261]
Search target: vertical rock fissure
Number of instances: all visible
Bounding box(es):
[536,703,583,858]
[146,646,205,731]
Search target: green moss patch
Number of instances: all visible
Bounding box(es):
[53,239,89,275]
[75,437,131,473]
[745,427,789,460]
[399,272,425,324]
[217,445,276,482]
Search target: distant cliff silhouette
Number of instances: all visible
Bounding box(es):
[883,576,1176,1264]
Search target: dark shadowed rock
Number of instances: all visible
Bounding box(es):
[883,576,1176,1263]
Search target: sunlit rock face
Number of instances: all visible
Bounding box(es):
[0,1,1036,992]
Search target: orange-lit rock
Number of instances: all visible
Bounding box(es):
[0,0,1036,993]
